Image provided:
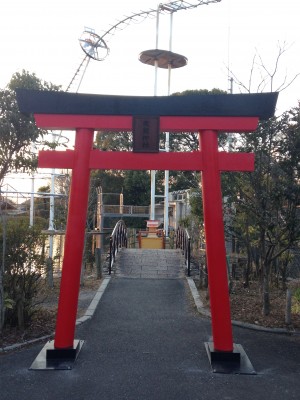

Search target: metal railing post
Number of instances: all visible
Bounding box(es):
[109,236,113,275]
[109,220,127,275]
[187,236,191,276]
[176,225,191,276]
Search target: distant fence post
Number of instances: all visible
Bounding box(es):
[95,248,102,279]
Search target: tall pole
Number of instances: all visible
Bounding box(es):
[48,169,55,257]
[30,174,34,227]
[120,192,124,214]
[96,187,103,249]
[154,5,160,95]
[200,130,233,351]
[150,4,161,221]
[54,128,93,349]
[164,10,173,237]
[29,143,35,227]
[48,132,56,262]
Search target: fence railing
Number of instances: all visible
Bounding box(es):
[102,205,150,215]
[175,225,191,276]
[109,220,128,274]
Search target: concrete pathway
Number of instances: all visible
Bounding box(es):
[1,249,300,400]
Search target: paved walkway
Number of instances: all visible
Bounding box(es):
[1,249,300,400]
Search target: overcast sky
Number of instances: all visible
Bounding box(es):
[1,0,299,111]
[1,0,300,192]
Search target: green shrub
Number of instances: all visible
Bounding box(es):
[292,287,300,314]
[0,216,47,329]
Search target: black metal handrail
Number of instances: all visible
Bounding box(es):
[175,225,191,276]
[109,220,128,274]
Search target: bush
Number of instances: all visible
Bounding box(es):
[292,287,300,314]
[0,216,47,329]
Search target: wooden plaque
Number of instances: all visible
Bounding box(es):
[133,116,160,153]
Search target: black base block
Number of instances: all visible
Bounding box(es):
[29,339,84,370]
[205,342,256,375]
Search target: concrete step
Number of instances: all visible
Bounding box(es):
[113,248,186,279]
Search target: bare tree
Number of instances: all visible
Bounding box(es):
[228,41,300,95]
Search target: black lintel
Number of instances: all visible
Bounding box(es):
[16,89,278,120]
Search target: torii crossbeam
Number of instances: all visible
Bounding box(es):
[17,90,278,372]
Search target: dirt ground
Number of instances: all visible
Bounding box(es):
[0,274,101,349]
[199,280,300,331]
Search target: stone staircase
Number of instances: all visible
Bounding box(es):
[112,248,186,279]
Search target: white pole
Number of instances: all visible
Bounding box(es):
[48,169,55,259]
[169,5,173,53]
[164,144,169,236]
[49,170,55,232]
[96,187,103,249]
[154,5,160,96]
[150,4,161,221]
[150,171,156,220]
[48,132,56,259]
[120,192,124,214]
[164,10,174,237]
[29,143,35,227]
[30,174,34,227]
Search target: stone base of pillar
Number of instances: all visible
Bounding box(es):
[29,339,84,370]
[205,342,256,375]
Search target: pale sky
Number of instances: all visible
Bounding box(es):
[1,0,300,193]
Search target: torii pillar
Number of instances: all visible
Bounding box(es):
[16,89,278,372]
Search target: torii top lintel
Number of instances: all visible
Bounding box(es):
[16,89,278,131]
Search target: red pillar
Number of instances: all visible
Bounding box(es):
[200,130,233,352]
[54,128,94,349]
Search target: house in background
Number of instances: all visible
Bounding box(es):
[0,196,20,214]
[154,189,192,230]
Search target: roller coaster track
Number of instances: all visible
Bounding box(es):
[66,0,222,92]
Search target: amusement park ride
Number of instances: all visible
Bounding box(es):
[68,0,223,236]
[15,0,278,374]
[67,0,222,92]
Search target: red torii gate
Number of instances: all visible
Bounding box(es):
[17,90,277,372]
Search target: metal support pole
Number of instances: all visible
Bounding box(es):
[96,187,103,249]
[120,192,124,214]
[150,4,161,221]
[150,171,156,220]
[30,174,34,227]
[154,6,160,96]
[164,158,169,236]
[163,10,174,237]
[29,142,36,227]
[155,5,160,49]
[48,168,55,259]
[48,132,56,260]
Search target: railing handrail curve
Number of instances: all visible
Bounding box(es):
[109,220,127,274]
[175,225,191,276]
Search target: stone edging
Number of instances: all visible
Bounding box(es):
[0,276,112,353]
[75,277,111,326]
[186,277,298,335]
